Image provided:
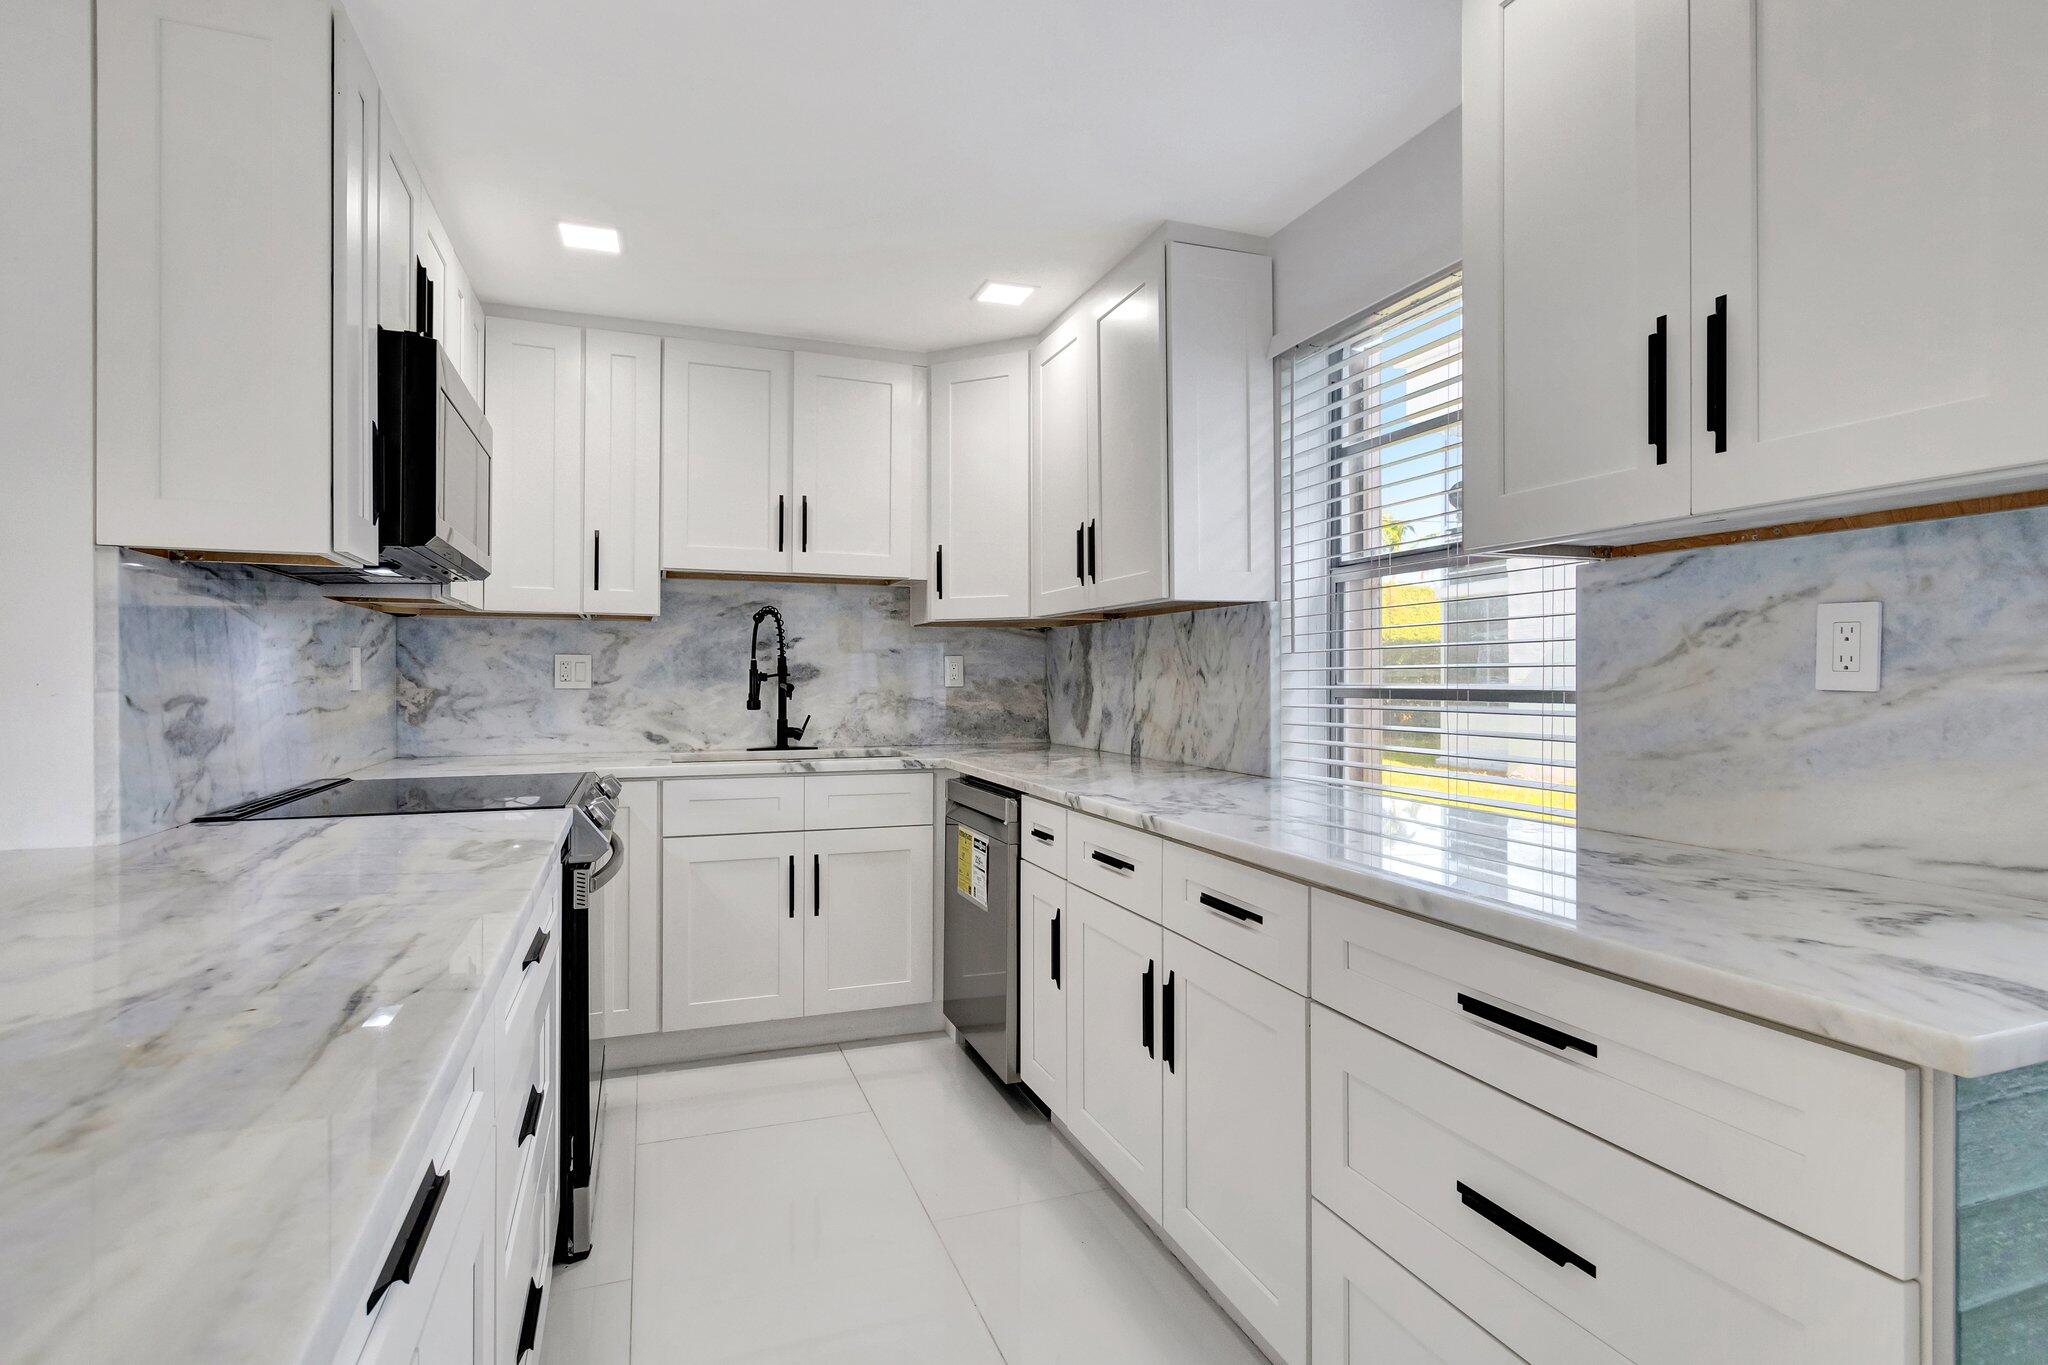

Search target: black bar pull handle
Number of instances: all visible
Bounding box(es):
[1457,1182,1597,1277]
[777,494,786,552]
[1456,993,1597,1057]
[1075,523,1085,583]
[592,530,602,592]
[1647,314,1668,465]
[1706,293,1728,453]
[936,544,944,599]
[1030,827,1056,844]
[516,1278,544,1358]
[801,495,809,553]
[521,927,550,971]
[812,852,821,915]
[1198,891,1263,926]
[1162,970,1176,1073]
[1090,849,1135,873]
[518,1085,544,1145]
[367,1165,451,1312]
[787,854,795,919]
[1086,519,1097,583]
[1050,909,1061,988]
[1141,960,1156,1057]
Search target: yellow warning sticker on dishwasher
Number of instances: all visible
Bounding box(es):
[956,827,989,909]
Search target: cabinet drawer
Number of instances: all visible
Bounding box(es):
[1163,844,1307,994]
[1065,812,1163,920]
[495,899,561,1100]
[1310,1201,1525,1365]
[496,974,558,1251]
[1309,890,1917,1276]
[1311,1008,1917,1365]
[662,775,804,835]
[803,771,933,829]
[1020,797,1067,877]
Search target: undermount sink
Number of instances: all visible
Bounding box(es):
[663,747,909,764]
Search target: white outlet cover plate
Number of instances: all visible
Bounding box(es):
[943,655,965,688]
[555,654,593,690]
[1815,601,1881,692]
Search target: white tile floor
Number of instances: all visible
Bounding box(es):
[544,1033,1268,1364]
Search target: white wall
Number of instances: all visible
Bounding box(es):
[1269,109,1461,351]
[0,0,97,848]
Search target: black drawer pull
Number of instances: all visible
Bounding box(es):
[777,494,785,552]
[518,1085,544,1145]
[1086,519,1097,583]
[1456,993,1597,1057]
[1050,909,1061,988]
[1162,970,1176,1073]
[516,1278,544,1358]
[787,853,795,918]
[813,852,821,915]
[1457,1182,1596,1278]
[367,1165,450,1312]
[1141,959,1155,1057]
[1090,849,1135,873]
[1198,892,1263,926]
[1646,313,1668,464]
[936,544,944,599]
[521,927,550,971]
[1706,293,1728,453]
[1030,828,1056,844]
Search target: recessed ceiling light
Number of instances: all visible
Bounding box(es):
[974,280,1035,306]
[558,222,622,254]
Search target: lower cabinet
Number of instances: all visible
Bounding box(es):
[1018,863,1067,1109]
[412,1170,496,1365]
[1311,1201,1519,1365]
[589,780,661,1039]
[804,825,935,1015]
[1162,934,1308,1365]
[1063,887,1166,1220]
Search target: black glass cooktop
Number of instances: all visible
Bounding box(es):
[195,773,591,822]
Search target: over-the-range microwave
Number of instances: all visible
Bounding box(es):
[375,324,491,582]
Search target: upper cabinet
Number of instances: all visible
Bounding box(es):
[662,340,793,575]
[791,353,926,579]
[583,330,664,616]
[922,351,1031,621]
[1464,0,2048,550]
[1029,232,1274,618]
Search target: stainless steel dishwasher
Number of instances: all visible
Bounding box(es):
[942,777,1022,1082]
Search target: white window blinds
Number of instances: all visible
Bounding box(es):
[1277,271,1577,821]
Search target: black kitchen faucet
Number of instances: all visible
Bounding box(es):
[746,605,815,751]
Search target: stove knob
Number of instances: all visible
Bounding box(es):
[595,775,622,800]
[587,795,618,827]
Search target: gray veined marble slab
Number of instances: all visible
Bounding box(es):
[0,809,568,1365]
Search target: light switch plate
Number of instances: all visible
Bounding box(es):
[1815,602,1881,692]
[943,655,965,688]
[554,654,593,690]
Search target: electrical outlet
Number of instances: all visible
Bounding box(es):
[348,646,363,693]
[944,655,965,688]
[554,654,592,690]
[1815,602,1881,692]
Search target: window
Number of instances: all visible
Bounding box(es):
[1277,271,1577,821]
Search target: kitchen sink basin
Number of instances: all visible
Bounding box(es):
[664,747,909,764]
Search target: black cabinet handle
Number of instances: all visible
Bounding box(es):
[1090,849,1135,873]
[593,530,602,592]
[521,927,550,971]
[1456,993,1597,1057]
[1162,970,1176,1073]
[516,1278,544,1358]
[1457,1182,1596,1277]
[1706,293,1728,453]
[1075,523,1085,583]
[1086,519,1097,583]
[1647,314,1668,465]
[518,1085,544,1145]
[1050,909,1061,988]
[777,494,785,552]
[801,495,809,553]
[1198,892,1263,926]
[812,852,821,915]
[787,854,795,919]
[1141,960,1155,1057]
[936,544,944,599]
[1030,828,1055,844]
[367,1165,450,1312]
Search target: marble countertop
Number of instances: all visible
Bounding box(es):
[375,744,2048,1076]
[0,808,570,1365]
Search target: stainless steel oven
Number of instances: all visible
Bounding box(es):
[942,777,1022,1082]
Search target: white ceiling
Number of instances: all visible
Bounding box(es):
[349,0,1459,354]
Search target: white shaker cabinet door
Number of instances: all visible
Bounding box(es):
[925,351,1030,620]
[662,832,806,1030]
[1029,318,1096,617]
[482,317,584,615]
[331,10,381,567]
[661,339,793,575]
[1689,0,2048,517]
[791,351,925,579]
[802,826,935,1015]
[1088,251,1171,610]
[1018,863,1068,1112]
[1162,933,1308,1365]
[590,781,661,1040]
[582,329,663,617]
[1064,887,1164,1220]
[1461,0,1693,550]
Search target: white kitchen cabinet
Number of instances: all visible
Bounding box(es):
[1018,863,1068,1110]
[590,781,661,1040]
[661,831,806,1029]
[1064,886,1165,1220]
[1310,1202,1522,1365]
[1029,232,1273,618]
[482,318,585,615]
[792,352,927,579]
[582,329,663,616]
[412,1147,496,1365]
[922,351,1031,620]
[377,114,426,335]
[802,826,935,1015]
[1464,0,2048,549]
[661,339,793,575]
[331,11,382,568]
[1162,933,1307,1365]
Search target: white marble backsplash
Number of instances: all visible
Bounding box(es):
[101,554,398,841]
[395,578,1048,756]
[1577,507,2048,899]
[1046,603,1272,776]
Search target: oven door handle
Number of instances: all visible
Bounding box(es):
[587,829,628,891]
